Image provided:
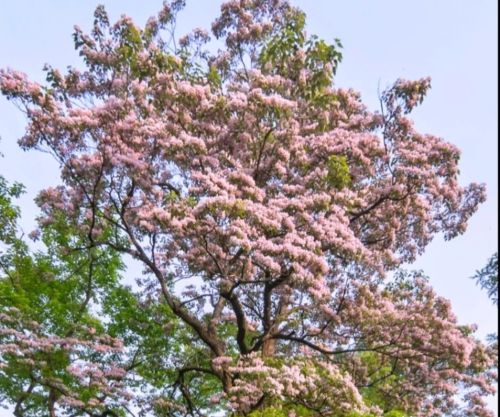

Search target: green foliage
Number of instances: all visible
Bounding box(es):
[357,352,409,417]
[259,8,342,103]
[472,252,498,305]
[248,406,288,417]
[259,10,306,70]
[304,35,342,99]
[0,177,125,415]
[383,411,408,417]
[248,405,317,417]
[326,155,351,189]
[0,175,24,244]
[207,64,222,88]
[103,285,180,387]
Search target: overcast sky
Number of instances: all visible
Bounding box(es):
[0,1,497,414]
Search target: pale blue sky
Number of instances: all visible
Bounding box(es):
[0,1,497,414]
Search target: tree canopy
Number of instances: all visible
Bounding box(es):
[0,1,496,416]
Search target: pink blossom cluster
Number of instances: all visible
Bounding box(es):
[219,353,370,414]
[0,308,131,414]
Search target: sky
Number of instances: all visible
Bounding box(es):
[0,0,498,415]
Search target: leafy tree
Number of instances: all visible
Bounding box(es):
[0,1,496,416]
[0,174,131,416]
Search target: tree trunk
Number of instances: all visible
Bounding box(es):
[262,338,276,357]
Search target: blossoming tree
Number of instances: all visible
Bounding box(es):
[0,1,496,416]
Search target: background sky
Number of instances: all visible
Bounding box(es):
[0,1,497,415]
